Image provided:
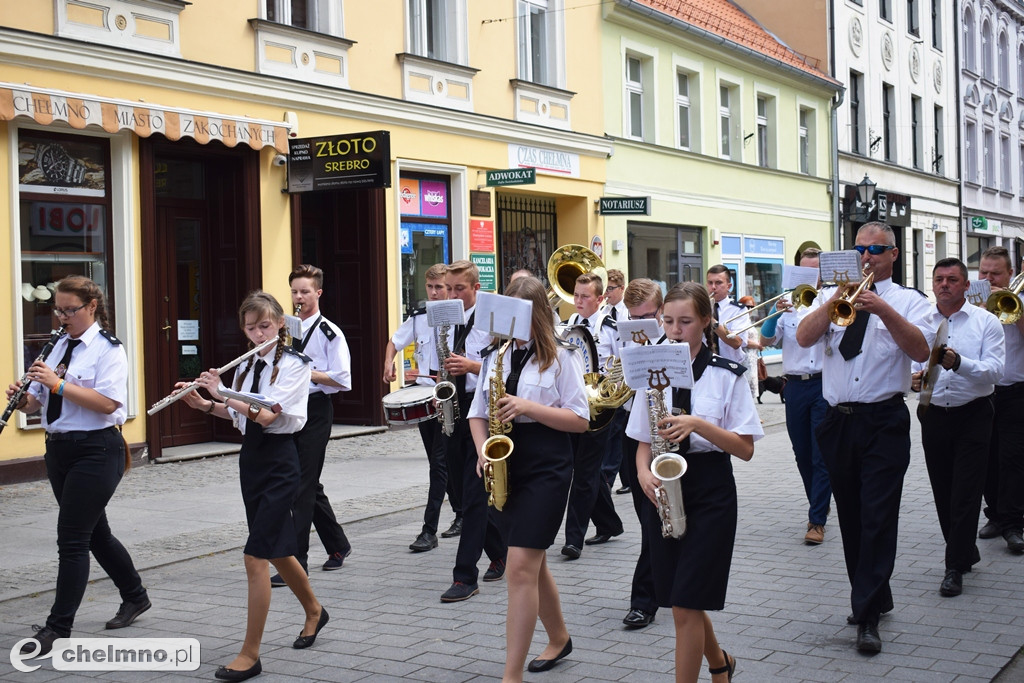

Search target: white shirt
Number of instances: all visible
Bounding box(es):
[226,345,311,435]
[715,298,749,364]
[763,301,824,376]
[468,343,589,424]
[911,301,1005,408]
[30,322,127,432]
[625,352,765,451]
[806,278,935,405]
[298,314,351,394]
[999,320,1024,385]
[457,305,491,394]
[601,300,629,323]
[565,310,620,367]
[390,310,438,387]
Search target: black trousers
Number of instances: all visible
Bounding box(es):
[449,393,506,585]
[816,397,909,624]
[293,393,350,570]
[565,427,621,547]
[982,383,1024,533]
[622,433,658,614]
[919,395,992,571]
[44,428,147,636]
[417,417,450,535]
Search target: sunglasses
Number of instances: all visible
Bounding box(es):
[854,244,895,255]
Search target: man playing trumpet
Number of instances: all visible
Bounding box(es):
[796,222,933,654]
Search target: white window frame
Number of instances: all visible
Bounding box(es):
[797,101,818,175]
[882,82,896,162]
[982,18,993,81]
[963,7,976,72]
[911,95,923,170]
[673,56,702,154]
[264,0,344,36]
[718,74,742,161]
[407,0,468,64]
[1000,133,1012,192]
[625,54,645,140]
[517,0,565,88]
[754,86,778,169]
[998,29,1009,88]
[931,0,942,50]
[966,120,978,183]
[933,104,945,175]
[676,71,692,151]
[907,0,919,36]
[849,70,865,154]
[1019,143,1024,198]
[983,126,995,187]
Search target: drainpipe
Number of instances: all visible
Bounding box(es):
[829,0,844,250]
[953,3,964,260]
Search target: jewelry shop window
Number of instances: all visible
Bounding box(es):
[17,129,115,402]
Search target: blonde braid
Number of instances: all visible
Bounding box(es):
[235,354,255,391]
[269,327,286,385]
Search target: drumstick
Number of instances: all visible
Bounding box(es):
[403,373,439,380]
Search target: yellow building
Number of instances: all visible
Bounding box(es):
[600,0,841,303]
[0,1,611,478]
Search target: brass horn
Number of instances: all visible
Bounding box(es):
[724,284,819,339]
[986,272,1024,325]
[546,244,607,307]
[829,271,874,327]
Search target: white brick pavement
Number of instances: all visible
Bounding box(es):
[0,394,1022,681]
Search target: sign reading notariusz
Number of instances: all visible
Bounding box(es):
[485,168,536,187]
[599,196,651,216]
[287,131,391,192]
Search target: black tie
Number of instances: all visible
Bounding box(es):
[46,339,82,425]
[250,359,267,392]
[581,318,590,327]
[505,346,534,397]
[712,302,721,355]
[838,310,871,360]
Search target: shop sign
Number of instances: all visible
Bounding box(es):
[508,144,580,178]
[470,252,497,292]
[470,220,495,252]
[743,237,785,256]
[287,130,391,192]
[486,168,536,187]
[970,215,1001,235]
[875,192,911,227]
[470,189,491,217]
[599,197,651,215]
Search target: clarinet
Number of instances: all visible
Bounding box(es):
[1,327,67,434]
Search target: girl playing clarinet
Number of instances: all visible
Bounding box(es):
[467,276,589,682]
[625,282,763,683]
[178,291,327,681]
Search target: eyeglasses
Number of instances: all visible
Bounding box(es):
[606,285,622,292]
[629,311,659,320]
[53,304,87,318]
[854,244,895,256]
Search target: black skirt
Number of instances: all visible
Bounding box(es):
[238,428,301,559]
[642,450,737,610]
[498,422,573,549]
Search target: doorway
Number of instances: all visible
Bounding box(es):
[141,140,260,456]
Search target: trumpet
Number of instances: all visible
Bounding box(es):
[725,285,819,339]
[829,271,875,327]
[986,272,1024,325]
[147,337,278,415]
[294,303,302,316]
[482,339,514,510]
[1,327,66,435]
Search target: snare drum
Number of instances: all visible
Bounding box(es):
[382,385,437,427]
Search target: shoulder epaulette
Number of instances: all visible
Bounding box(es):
[282,346,312,363]
[318,320,337,341]
[99,329,122,346]
[601,316,617,330]
[709,354,746,376]
[411,306,427,317]
[479,341,501,357]
[556,338,578,351]
[897,284,928,298]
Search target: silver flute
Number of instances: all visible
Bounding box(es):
[433,323,459,435]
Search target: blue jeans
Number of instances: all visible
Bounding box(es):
[784,375,831,525]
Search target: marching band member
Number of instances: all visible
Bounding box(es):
[468,276,589,681]
[706,265,749,366]
[626,281,762,683]
[179,291,327,681]
[9,275,149,657]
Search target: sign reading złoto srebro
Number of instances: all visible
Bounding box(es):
[486,168,536,187]
[288,131,391,192]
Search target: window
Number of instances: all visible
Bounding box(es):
[676,70,699,151]
[719,84,738,160]
[518,0,562,87]
[907,0,919,36]
[850,70,864,154]
[1001,134,1012,191]
[408,0,461,63]
[756,95,775,168]
[931,0,941,50]
[626,55,644,140]
[963,8,976,71]
[965,120,978,182]
[1019,45,1024,97]
[982,19,993,80]
[880,0,891,22]
[984,127,995,186]
[882,82,896,162]
[1020,144,1024,197]
[933,105,944,175]
[998,30,1009,87]
[799,107,816,175]
[911,95,922,169]
[265,0,341,35]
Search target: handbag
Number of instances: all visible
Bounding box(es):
[756,354,768,382]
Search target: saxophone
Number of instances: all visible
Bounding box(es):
[481,339,514,510]
[646,376,688,539]
[433,322,459,436]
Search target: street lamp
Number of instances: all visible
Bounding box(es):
[856,173,876,208]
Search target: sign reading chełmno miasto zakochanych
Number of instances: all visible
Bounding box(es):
[485,167,536,187]
[287,131,391,192]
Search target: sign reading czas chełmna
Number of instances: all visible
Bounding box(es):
[287,131,391,192]
[599,196,651,216]
[486,168,536,187]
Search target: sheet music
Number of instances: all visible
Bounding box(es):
[620,342,693,390]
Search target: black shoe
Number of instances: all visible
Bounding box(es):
[21,625,61,657]
[585,529,623,545]
[482,559,506,582]
[527,638,572,672]
[622,608,655,629]
[270,573,287,587]
[979,520,1001,539]
[293,607,329,649]
[105,597,152,629]
[708,650,736,681]
[440,581,479,602]
[1004,530,1024,553]
[615,485,631,494]
[214,658,262,681]
[939,569,963,597]
[441,517,463,538]
[322,548,352,570]
[560,544,581,560]
[409,532,438,552]
[856,621,882,653]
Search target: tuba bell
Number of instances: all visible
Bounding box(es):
[986,272,1024,325]
[546,244,607,307]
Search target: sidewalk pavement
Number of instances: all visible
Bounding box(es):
[1,393,1021,681]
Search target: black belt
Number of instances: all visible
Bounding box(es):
[832,394,903,415]
[785,372,821,382]
[926,394,993,414]
[994,381,1024,397]
[308,392,332,401]
[46,426,118,442]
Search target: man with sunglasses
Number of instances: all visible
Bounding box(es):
[797,222,933,654]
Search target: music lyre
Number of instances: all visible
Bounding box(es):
[631,330,650,345]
